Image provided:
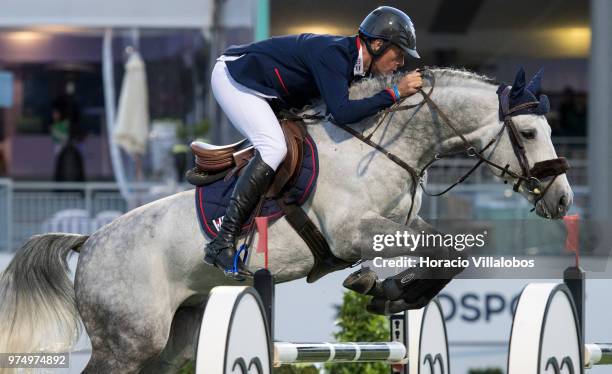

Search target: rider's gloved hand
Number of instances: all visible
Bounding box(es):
[397,69,423,97]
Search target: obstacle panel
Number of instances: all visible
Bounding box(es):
[195,286,272,374]
[507,283,583,374]
[407,299,450,374]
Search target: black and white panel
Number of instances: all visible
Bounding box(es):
[406,299,450,374]
[507,283,583,374]
[196,286,272,374]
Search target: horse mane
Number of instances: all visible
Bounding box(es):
[302,67,498,116]
[348,67,498,100]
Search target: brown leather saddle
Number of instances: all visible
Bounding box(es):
[188,118,353,283]
[190,119,305,197]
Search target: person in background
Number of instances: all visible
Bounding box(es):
[52,81,85,182]
[50,109,69,154]
[558,86,587,137]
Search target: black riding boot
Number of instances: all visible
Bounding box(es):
[204,152,275,280]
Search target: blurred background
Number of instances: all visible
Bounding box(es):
[0,0,610,373]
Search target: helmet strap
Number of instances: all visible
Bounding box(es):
[360,35,390,76]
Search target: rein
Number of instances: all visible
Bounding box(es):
[288,69,570,221]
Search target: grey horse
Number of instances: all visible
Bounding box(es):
[0,68,573,373]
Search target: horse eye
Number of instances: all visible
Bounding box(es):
[520,130,536,140]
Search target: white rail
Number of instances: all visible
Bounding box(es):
[273,341,407,365]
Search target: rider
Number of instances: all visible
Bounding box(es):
[204,6,424,279]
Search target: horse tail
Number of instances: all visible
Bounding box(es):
[0,233,88,354]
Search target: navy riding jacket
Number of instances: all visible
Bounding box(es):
[223,34,396,125]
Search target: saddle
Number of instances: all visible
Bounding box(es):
[190,119,306,197]
[189,118,354,283]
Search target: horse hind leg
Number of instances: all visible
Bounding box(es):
[82,346,119,374]
[83,306,203,374]
[80,305,174,374]
[139,306,204,374]
[77,287,175,374]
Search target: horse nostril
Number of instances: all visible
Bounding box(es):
[558,193,573,216]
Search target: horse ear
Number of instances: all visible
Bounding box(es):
[510,67,526,96]
[527,68,544,95]
[536,94,550,114]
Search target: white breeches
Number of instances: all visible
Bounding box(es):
[211,60,287,171]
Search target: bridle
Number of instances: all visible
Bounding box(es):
[494,86,570,205]
[293,69,570,222]
[415,79,570,204]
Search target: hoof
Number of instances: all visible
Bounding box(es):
[366,297,391,315]
[366,298,413,315]
[343,268,378,295]
[379,278,407,300]
[399,278,450,305]
[367,297,430,315]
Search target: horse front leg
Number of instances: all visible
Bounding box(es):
[344,212,466,315]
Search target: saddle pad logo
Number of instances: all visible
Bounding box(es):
[213,216,224,232]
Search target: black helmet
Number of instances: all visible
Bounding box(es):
[359,6,419,59]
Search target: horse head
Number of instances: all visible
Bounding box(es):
[486,68,573,219]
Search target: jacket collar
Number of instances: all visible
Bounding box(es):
[353,37,365,77]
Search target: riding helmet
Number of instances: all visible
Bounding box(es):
[359,6,420,59]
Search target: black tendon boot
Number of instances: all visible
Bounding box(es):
[204,152,275,280]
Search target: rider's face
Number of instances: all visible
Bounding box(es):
[371,44,405,76]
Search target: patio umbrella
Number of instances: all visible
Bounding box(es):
[114,50,149,157]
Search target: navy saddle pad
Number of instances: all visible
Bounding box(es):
[195,135,319,240]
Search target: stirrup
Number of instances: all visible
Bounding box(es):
[223,244,250,281]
